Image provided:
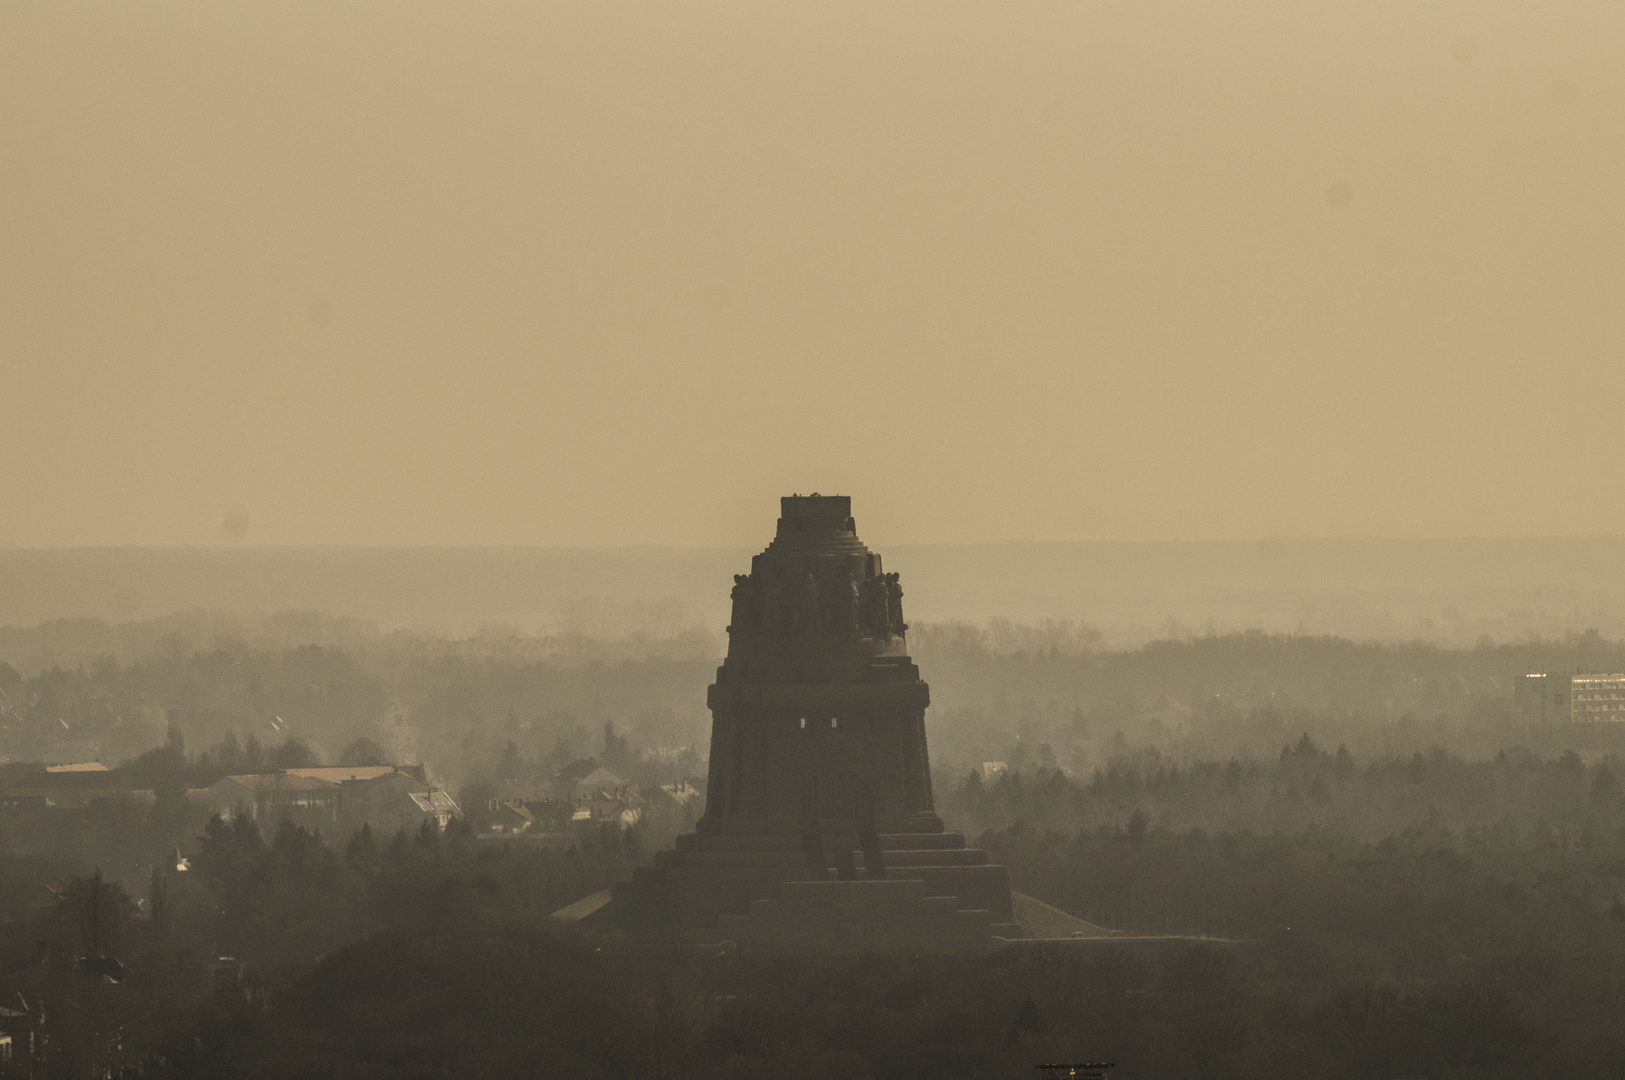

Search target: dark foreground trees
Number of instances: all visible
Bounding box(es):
[0,817,637,1079]
[12,749,1625,1077]
[7,819,1625,1078]
[37,916,1582,1080]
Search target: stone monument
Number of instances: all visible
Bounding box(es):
[610,494,1019,947]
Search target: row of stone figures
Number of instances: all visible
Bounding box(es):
[728,568,907,641]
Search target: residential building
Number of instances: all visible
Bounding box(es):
[1516,672,1625,722]
[408,790,460,830]
[485,799,534,835]
[567,766,644,825]
[656,781,701,811]
[572,766,630,800]
[1,762,127,809]
[338,770,429,832]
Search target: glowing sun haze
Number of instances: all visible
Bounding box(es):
[2,1,1620,547]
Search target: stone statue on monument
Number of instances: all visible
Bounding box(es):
[866,572,891,639]
[796,569,821,637]
[727,574,754,639]
[886,572,907,635]
[841,568,862,635]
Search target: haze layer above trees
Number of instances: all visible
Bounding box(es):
[10,538,1625,648]
[5,609,1625,793]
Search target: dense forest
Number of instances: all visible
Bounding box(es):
[8,614,1625,1075]
[914,620,1625,768]
[6,746,1625,1076]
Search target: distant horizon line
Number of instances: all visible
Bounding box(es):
[8,534,1625,554]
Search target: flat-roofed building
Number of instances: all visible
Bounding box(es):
[1571,674,1625,721]
[208,773,339,821]
[284,765,426,784]
[1516,673,1625,721]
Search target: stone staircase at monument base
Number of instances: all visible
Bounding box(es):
[611,830,1022,945]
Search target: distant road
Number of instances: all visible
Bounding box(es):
[6,538,1625,645]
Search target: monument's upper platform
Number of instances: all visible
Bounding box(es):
[718,494,915,685]
[763,494,866,555]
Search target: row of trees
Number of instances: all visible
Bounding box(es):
[915,625,1625,770]
[0,624,715,799]
[940,735,1625,841]
[0,645,386,768]
[10,856,1612,1078]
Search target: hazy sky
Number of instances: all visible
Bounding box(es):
[3,1,1621,548]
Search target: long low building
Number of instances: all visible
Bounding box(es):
[203,766,458,835]
[0,761,459,836]
[207,773,341,820]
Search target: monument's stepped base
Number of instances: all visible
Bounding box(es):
[611,829,1022,946]
[726,879,999,950]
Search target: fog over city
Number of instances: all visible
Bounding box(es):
[3,2,1625,1077]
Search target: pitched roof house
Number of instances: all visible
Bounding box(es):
[572,767,629,799]
[408,790,460,830]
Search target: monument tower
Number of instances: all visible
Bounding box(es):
[612,495,1019,946]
